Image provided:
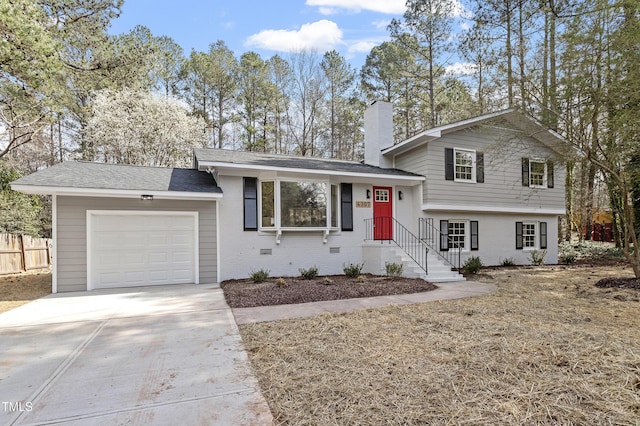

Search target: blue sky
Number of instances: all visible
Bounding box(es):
[108,0,413,69]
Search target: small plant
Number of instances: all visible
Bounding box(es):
[343,262,364,278]
[463,256,483,275]
[385,262,404,279]
[500,257,516,267]
[249,268,270,283]
[276,277,288,287]
[322,277,334,285]
[356,275,366,283]
[529,249,547,266]
[559,252,577,265]
[299,266,319,280]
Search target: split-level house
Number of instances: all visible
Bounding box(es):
[11,101,567,293]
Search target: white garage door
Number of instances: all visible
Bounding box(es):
[88,212,198,289]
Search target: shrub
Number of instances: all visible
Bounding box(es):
[385,262,404,279]
[529,249,547,266]
[500,257,516,267]
[343,262,364,278]
[249,268,270,283]
[299,266,319,280]
[356,275,366,283]
[559,252,577,265]
[276,277,288,287]
[463,256,483,275]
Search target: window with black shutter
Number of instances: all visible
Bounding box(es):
[547,162,554,188]
[470,220,479,250]
[521,158,529,187]
[476,152,484,183]
[243,177,258,231]
[516,221,523,249]
[340,183,353,231]
[445,148,454,181]
[540,221,548,249]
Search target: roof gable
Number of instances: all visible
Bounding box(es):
[383,109,570,157]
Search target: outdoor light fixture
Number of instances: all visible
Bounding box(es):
[366,189,371,199]
[140,194,153,201]
[398,190,403,200]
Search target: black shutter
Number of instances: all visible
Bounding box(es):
[476,152,484,183]
[547,161,554,188]
[340,183,353,231]
[522,158,529,186]
[445,148,454,181]
[440,220,449,251]
[540,221,548,249]
[516,221,523,249]
[470,220,479,250]
[243,177,258,231]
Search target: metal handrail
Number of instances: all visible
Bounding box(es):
[364,217,429,274]
[418,218,461,270]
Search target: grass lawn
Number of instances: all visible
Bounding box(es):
[239,265,640,425]
[0,271,51,314]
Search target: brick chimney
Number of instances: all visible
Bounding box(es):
[364,101,393,168]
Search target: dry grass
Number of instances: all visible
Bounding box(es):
[239,265,640,425]
[0,271,51,313]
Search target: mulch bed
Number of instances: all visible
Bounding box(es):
[595,277,640,290]
[221,274,437,308]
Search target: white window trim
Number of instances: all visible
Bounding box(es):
[448,219,470,253]
[454,148,476,183]
[522,221,538,250]
[257,178,340,232]
[529,158,547,189]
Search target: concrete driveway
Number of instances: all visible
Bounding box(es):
[0,284,273,425]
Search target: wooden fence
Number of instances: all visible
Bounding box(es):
[0,233,52,275]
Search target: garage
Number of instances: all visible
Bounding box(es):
[88,211,199,290]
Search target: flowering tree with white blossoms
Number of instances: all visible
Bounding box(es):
[84,88,207,167]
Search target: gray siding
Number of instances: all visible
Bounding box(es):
[56,196,217,292]
[394,122,566,210]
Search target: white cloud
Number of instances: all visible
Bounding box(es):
[348,40,378,53]
[305,0,406,14]
[372,19,391,30]
[245,20,343,52]
[446,62,477,76]
[318,7,336,15]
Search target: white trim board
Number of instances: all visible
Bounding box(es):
[86,210,200,290]
[51,194,58,294]
[422,203,565,215]
[11,185,223,200]
[197,161,425,183]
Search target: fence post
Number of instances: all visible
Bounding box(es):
[19,234,27,272]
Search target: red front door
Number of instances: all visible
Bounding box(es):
[373,186,393,240]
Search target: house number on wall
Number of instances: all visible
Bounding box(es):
[355,201,371,208]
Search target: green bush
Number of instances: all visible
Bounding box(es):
[343,262,364,278]
[500,257,516,267]
[249,268,270,283]
[299,266,319,280]
[463,256,483,275]
[529,249,547,266]
[559,252,577,264]
[385,262,404,279]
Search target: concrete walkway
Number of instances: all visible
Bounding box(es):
[0,284,273,426]
[232,280,496,324]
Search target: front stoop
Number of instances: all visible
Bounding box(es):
[387,246,465,283]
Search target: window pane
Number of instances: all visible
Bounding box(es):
[280,181,327,227]
[523,223,536,248]
[448,221,466,249]
[530,161,545,186]
[261,181,275,227]
[331,184,338,228]
[455,151,473,180]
